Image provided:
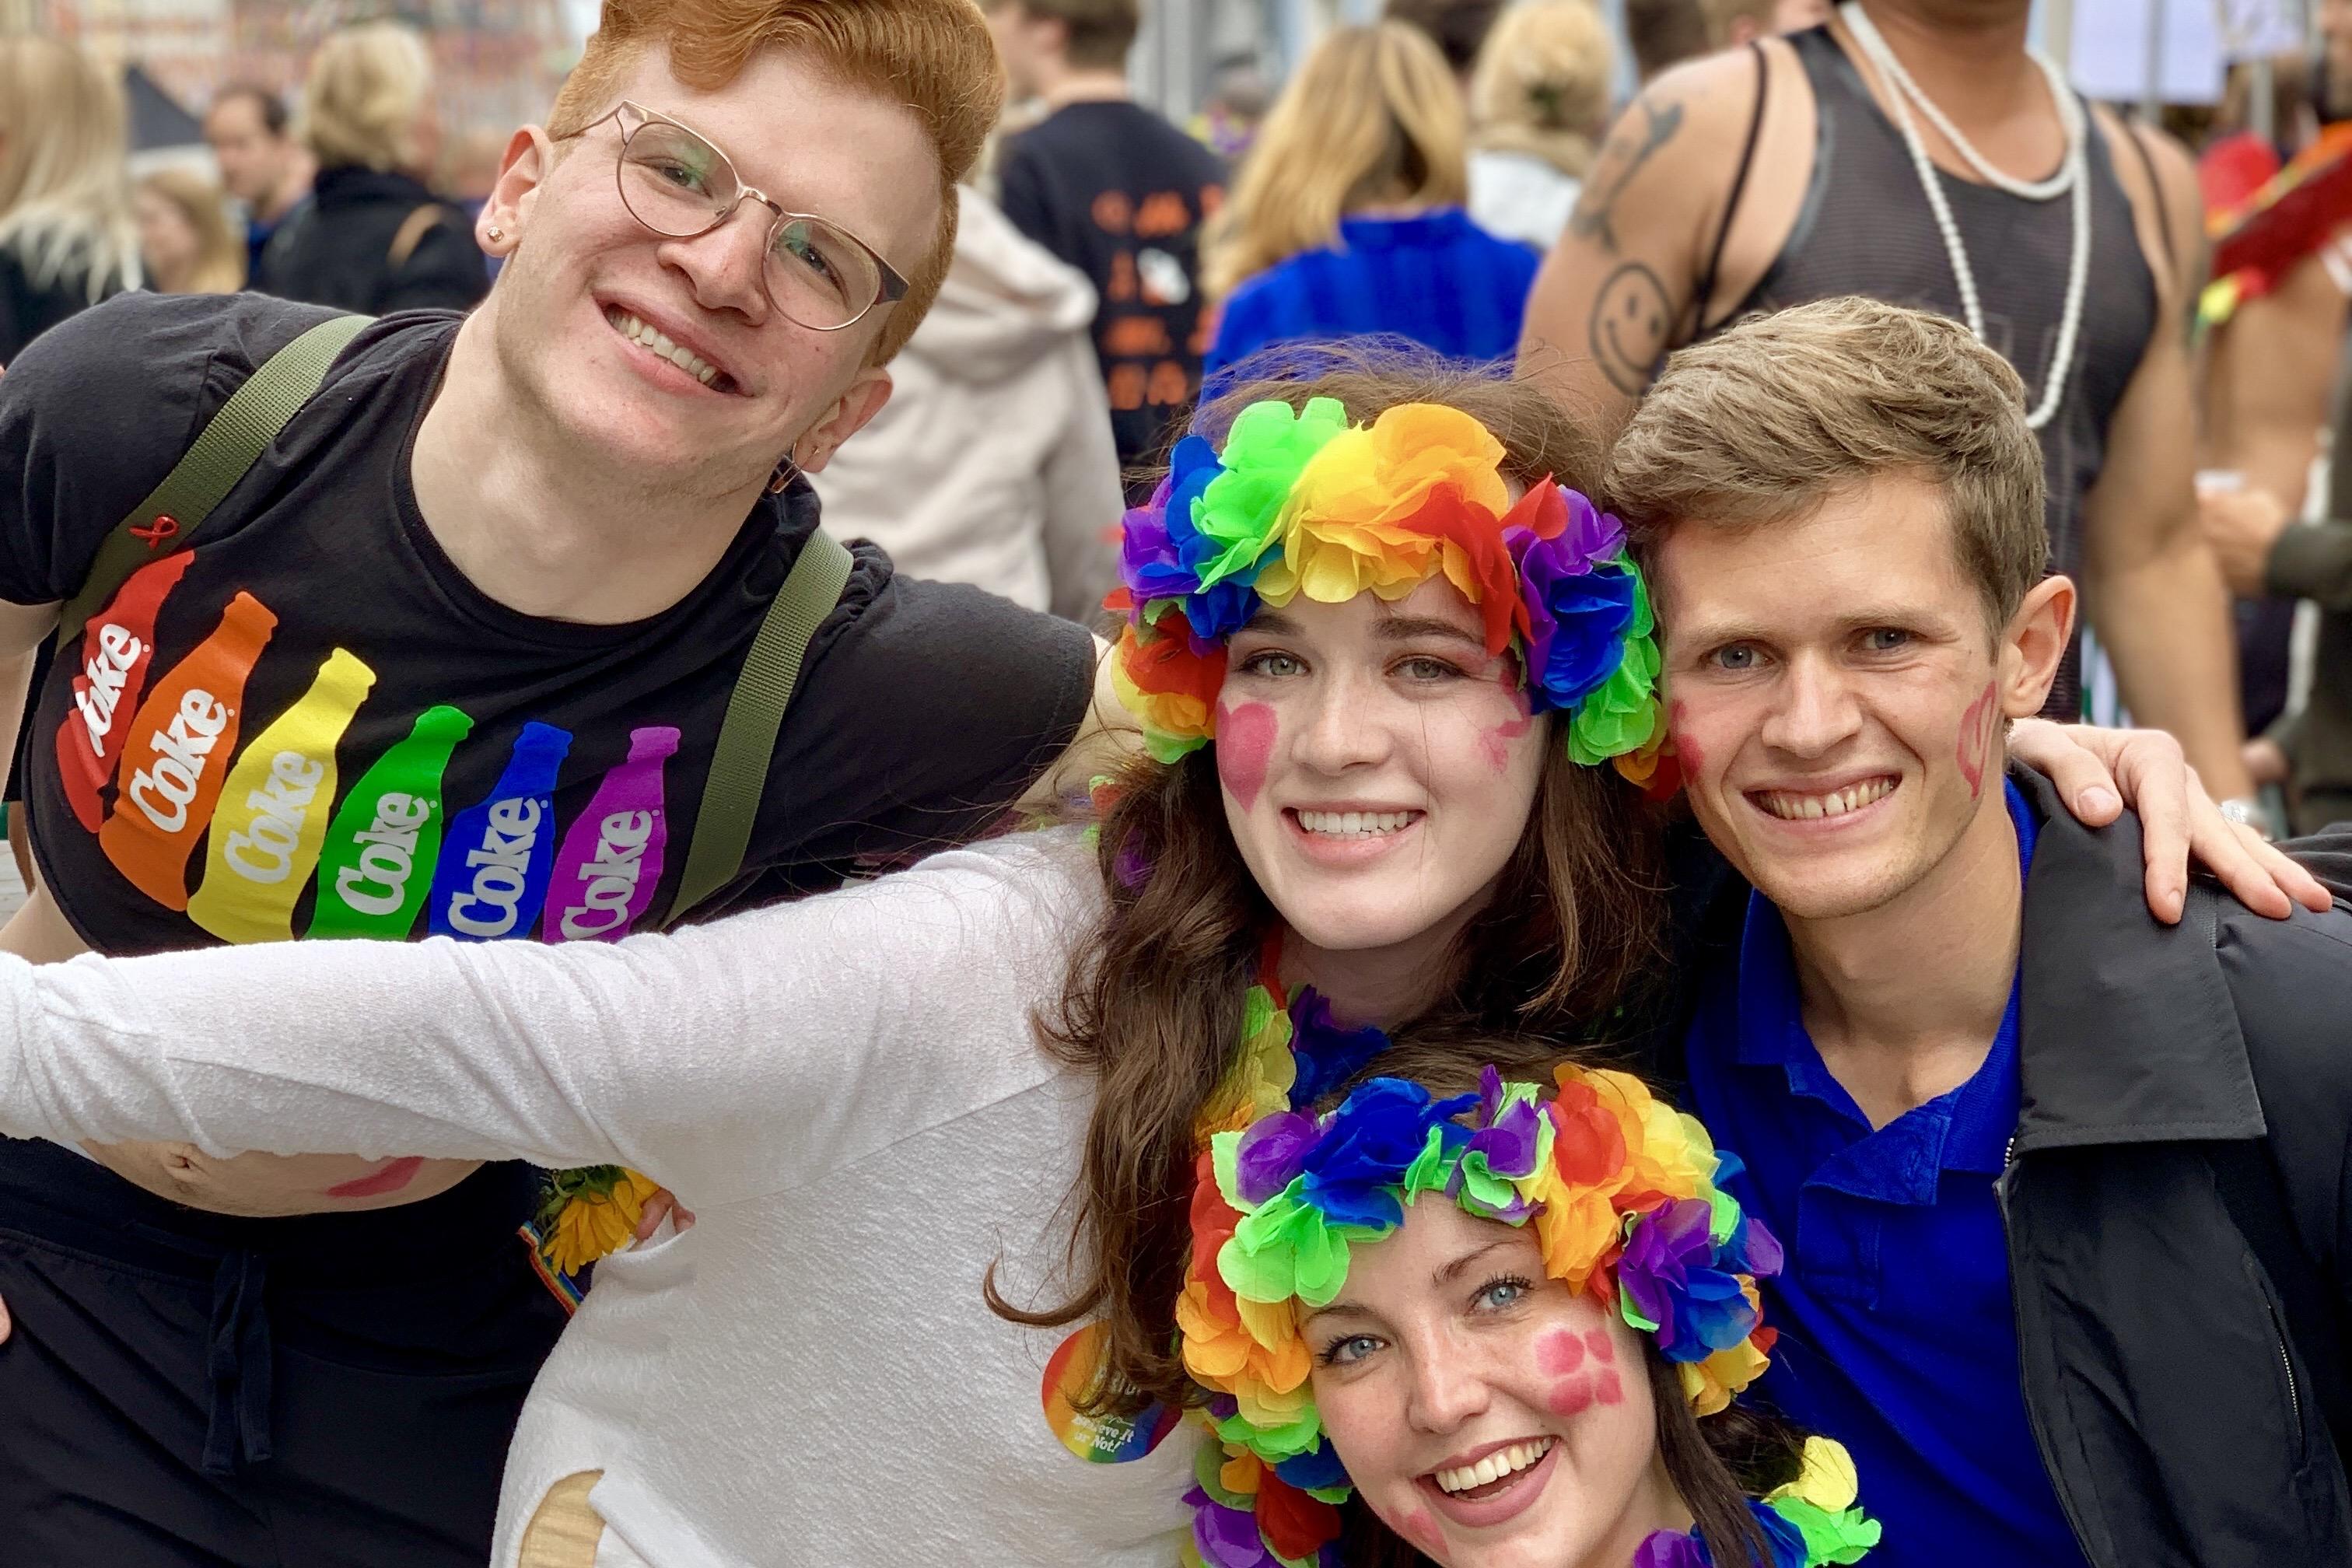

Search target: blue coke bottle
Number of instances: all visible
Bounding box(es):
[429,720,572,940]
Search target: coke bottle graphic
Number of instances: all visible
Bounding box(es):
[429,721,572,940]
[306,704,475,940]
[99,591,278,911]
[542,725,680,943]
[53,551,195,831]
[187,648,379,945]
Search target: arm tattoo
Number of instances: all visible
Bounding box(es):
[1588,263,1676,397]
[1569,99,1685,254]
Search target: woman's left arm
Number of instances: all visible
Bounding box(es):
[2011,718,2335,923]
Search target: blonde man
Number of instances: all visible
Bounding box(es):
[1614,296,2352,1568]
[0,2,1122,1563]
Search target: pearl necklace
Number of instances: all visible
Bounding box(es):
[1839,1,2089,432]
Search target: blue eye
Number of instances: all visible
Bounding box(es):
[1318,1333,1383,1367]
[1712,645,1756,671]
[1861,628,1910,653]
[1474,1273,1536,1313]
[1395,656,1461,681]
[1237,649,1304,678]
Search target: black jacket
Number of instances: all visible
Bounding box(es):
[254,166,486,316]
[2003,768,2352,1566]
[1657,772,2352,1567]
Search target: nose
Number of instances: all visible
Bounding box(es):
[1289,665,1395,777]
[1757,652,1862,760]
[658,198,772,326]
[1404,1333,1491,1436]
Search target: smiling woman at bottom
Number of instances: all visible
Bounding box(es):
[1181,1058,1881,1568]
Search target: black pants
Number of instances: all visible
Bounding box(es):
[0,1139,569,1568]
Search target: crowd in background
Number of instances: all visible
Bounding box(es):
[9,0,2352,835]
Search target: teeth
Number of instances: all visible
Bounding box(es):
[1433,1437,1555,1496]
[1759,777,1896,822]
[1294,810,1418,838]
[607,310,721,386]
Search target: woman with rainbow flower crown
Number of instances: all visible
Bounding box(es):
[0,351,2294,1567]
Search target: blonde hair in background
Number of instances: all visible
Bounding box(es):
[1605,297,2049,632]
[1202,22,1467,299]
[0,36,138,301]
[138,167,247,295]
[1469,0,1614,180]
[300,21,436,175]
[548,0,1006,364]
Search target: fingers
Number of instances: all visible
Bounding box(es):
[0,1290,9,1344]
[2248,828,2335,915]
[673,1202,698,1234]
[2190,817,2296,921]
[2009,719,2123,824]
[632,1190,675,1245]
[2117,740,2193,924]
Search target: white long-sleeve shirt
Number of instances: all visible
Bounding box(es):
[0,829,1198,1568]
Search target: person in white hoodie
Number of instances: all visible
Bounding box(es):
[813,185,1122,621]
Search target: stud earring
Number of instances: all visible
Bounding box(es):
[487,226,505,243]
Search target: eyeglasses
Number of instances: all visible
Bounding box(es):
[559,100,909,332]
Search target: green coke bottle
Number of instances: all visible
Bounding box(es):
[305,703,475,940]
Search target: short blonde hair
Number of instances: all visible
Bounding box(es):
[549,0,1004,365]
[1468,0,1614,180]
[1202,23,1467,299]
[0,36,136,299]
[137,167,247,294]
[301,22,436,176]
[1605,298,2048,630]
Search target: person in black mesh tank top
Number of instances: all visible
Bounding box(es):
[1518,0,2259,810]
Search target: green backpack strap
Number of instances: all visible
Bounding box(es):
[57,313,371,651]
[661,527,855,926]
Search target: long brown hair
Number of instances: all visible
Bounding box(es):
[990,347,1670,1417]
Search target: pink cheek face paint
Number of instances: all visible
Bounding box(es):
[1215,701,1278,811]
[1957,681,1999,799]
[1536,1327,1587,1375]
[1480,663,1535,775]
[325,1155,425,1199]
[1400,1507,1445,1554]
[1545,1367,1626,1418]
[1584,1328,1615,1364]
[1668,699,1706,779]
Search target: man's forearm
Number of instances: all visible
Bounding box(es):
[2087,545,2256,797]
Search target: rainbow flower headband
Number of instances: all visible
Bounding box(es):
[1173,989,1788,1566]
[1107,398,1669,785]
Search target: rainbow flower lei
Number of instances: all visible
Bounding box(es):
[1636,1439,1882,1567]
[1106,397,1670,787]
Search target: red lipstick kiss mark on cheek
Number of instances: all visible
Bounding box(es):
[1215,701,1277,811]
[1536,1327,1587,1375]
[1668,699,1705,778]
[325,1155,425,1199]
[1584,1328,1615,1364]
[1957,680,1999,799]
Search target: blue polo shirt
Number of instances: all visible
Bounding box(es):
[1683,781,2087,1566]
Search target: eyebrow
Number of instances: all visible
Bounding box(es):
[1372,614,1486,648]
[1433,1237,1516,1288]
[1669,606,1955,648]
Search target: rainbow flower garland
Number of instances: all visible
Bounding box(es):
[1636,1439,1881,1568]
[1106,398,1670,787]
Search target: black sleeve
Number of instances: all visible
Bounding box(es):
[381,219,488,314]
[0,291,326,607]
[995,140,1057,255]
[752,548,1094,874]
[2287,825,2352,907]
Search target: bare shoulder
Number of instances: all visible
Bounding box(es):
[2092,107,2204,300]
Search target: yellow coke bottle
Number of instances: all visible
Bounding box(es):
[187,648,377,944]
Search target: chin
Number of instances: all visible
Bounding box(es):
[1745,861,1917,922]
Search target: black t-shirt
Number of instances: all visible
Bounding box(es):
[997,101,1226,481]
[0,292,1093,956]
